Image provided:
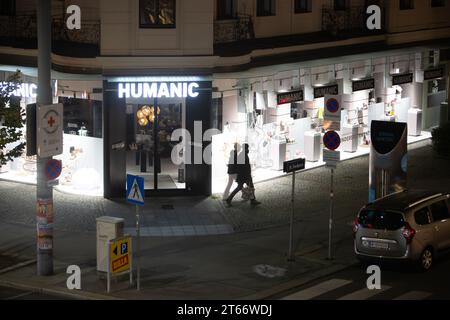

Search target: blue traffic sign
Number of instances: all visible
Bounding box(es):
[126,174,145,206]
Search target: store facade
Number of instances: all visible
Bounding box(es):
[210,47,449,194]
[1,46,449,199]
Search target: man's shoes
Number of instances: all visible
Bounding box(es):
[225,199,232,207]
[251,200,261,207]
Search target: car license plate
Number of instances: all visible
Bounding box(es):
[369,241,389,250]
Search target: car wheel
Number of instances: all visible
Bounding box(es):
[418,248,433,271]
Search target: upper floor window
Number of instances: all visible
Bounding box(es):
[334,0,347,11]
[140,0,176,28]
[257,0,276,17]
[217,0,236,20]
[0,0,15,16]
[295,0,312,13]
[400,0,414,10]
[431,0,445,7]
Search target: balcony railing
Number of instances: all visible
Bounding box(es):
[0,12,100,56]
[322,5,386,37]
[214,15,254,44]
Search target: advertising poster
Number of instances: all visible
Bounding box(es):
[36,199,54,251]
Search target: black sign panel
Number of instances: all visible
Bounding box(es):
[283,158,306,173]
[371,120,407,155]
[392,73,414,85]
[313,84,339,99]
[26,103,37,156]
[424,67,445,80]
[352,78,375,92]
[277,90,304,105]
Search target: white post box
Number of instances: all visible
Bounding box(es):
[96,216,124,273]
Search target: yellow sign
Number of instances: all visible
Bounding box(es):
[109,237,132,274]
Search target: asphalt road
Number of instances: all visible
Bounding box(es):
[0,285,70,300]
[276,254,450,300]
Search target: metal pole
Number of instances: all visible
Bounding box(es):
[107,240,111,293]
[288,171,295,262]
[153,98,158,190]
[136,205,141,290]
[36,0,53,276]
[328,168,335,260]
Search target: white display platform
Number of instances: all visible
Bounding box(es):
[270,139,287,170]
[408,108,423,136]
[341,124,359,153]
[304,131,321,162]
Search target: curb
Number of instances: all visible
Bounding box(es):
[0,259,36,275]
[0,279,123,300]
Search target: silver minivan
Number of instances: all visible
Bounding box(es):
[354,190,450,271]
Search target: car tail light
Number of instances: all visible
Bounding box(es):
[402,222,416,243]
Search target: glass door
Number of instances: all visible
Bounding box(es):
[126,99,185,191]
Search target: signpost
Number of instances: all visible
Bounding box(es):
[323,132,341,261]
[107,236,133,293]
[324,96,342,131]
[126,174,144,290]
[36,0,58,276]
[36,103,63,158]
[44,159,62,181]
[283,158,306,262]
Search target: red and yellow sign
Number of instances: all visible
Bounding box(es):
[109,237,132,274]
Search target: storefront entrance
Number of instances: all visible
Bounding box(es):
[103,78,212,199]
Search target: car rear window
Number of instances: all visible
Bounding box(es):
[359,210,405,230]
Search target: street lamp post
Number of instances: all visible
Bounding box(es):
[36,0,54,276]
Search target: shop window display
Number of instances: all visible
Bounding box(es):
[0,86,104,196]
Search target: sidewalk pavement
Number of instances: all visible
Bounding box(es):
[0,139,449,299]
[0,221,356,300]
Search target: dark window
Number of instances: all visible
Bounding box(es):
[359,210,406,230]
[140,0,176,28]
[257,0,276,16]
[217,0,235,19]
[400,0,414,10]
[334,0,347,10]
[295,0,312,13]
[59,97,103,138]
[415,207,431,225]
[430,200,450,221]
[431,0,445,7]
[0,0,15,16]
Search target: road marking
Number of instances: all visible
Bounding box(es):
[282,279,352,300]
[338,286,392,300]
[394,291,432,300]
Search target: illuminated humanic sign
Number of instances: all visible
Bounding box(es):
[392,73,413,85]
[424,67,445,81]
[352,78,375,92]
[118,82,200,99]
[0,82,37,99]
[277,90,304,105]
[314,84,339,99]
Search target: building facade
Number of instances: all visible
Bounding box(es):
[0,0,449,198]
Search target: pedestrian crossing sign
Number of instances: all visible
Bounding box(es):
[126,174,144,206]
